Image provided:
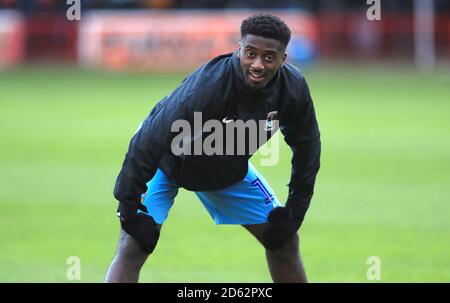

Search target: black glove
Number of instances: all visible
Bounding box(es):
[117,202,160,254]
[263,206,302,250]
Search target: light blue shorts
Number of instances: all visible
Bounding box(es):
[141,162,281,225]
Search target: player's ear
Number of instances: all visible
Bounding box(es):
[280,53,287,68]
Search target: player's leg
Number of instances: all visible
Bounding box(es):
[105,169,178,283]
[105,225,160,283]
[242,223,307,283]
[195,162,307,282]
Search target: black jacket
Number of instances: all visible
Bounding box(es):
[114,52,321,221]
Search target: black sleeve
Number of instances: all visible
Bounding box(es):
[113,76,207,208]
[281,78,321,221]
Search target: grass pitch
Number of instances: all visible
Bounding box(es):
[0,63,449,282]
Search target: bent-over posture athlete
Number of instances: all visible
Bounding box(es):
[105,14,321,283]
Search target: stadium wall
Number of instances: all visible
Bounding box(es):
[1,9,450,70]
[77,10,318,71]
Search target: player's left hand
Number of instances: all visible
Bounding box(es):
[117,202,160,254]
[263,206,302,250]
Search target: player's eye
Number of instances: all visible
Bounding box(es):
[246,51,255,58]
[265,55,274,62]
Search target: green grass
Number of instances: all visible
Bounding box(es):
[0,63,449,282]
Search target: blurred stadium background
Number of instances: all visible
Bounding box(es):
[0,0,449,282]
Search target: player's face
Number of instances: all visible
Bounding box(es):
[237,34,287,89]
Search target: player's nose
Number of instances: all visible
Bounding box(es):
[250,57,264,71]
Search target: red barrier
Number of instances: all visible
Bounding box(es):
[2,9,449,66]
[25,12,78,61]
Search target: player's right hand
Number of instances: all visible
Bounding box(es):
[117,202,160,254]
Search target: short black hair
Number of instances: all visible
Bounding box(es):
[240,14,291,49]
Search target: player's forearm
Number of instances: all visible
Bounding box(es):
[286,136,321,220]
[114,130,163,207]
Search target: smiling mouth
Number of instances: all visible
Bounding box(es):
[248,71,265,83]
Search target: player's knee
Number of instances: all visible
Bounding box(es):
[266,233,300,262]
